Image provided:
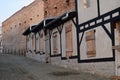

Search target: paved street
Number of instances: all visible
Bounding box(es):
[0,54,110,80]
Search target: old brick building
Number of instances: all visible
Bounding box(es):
[41,0,77,64]
[44,0,75,17]
[22,0,76,62]
[2,0,44,55]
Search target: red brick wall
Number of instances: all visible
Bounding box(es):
[2,0,44,55]
[44,0,75,18]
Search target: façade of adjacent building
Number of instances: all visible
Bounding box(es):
[2,0,44,55]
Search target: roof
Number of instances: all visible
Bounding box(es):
[22,25,36,35]
[22,11,76,36]
[44,11,76,30]
[31,18,56,33]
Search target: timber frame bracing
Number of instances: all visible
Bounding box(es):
[77,7,120,63]
[49,19,78,60]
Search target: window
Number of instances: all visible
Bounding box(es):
[45,30,50,54]
[37,14,39,17]
[83,0,89,8]
[65,25,73,59]
[32,35,34,51]
[30,18,32,20]
[45,11,47,16]
[54,5,57,9]
[36,34,39,51]
[65,0,70,5]
[26,36,29,51]
[24,21,26,23]
[86,30,96,57]
[40,33,44,52]
[19,23,21,25]
[52,32,58,54]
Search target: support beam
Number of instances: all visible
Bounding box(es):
[110,21,115,61]
[72,18,77,27]
[102,25,112,40]
[57,24,64,34]
[97,0,100,16]
[49,30,52,57]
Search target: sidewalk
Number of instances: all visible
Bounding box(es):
[0,54,110,80]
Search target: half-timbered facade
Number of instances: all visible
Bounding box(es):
[22,0,120,77]
[76,0,120,77]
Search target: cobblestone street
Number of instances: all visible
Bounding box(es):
[0,54,110,80]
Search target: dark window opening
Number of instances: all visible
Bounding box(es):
[24,21,26,23]
[54,5,57,9]
[66,0,70,5]
[30,18,32,20]
[37,14,39,17]
[45,11,47,15]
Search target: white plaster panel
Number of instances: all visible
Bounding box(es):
[100,0,120,15]
[80,26,113,60]
[95,26,113,58]
[77,0,98,24]
[61,25,66,57]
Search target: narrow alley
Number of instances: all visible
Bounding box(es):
[0,54,110,80]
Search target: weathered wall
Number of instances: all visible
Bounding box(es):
[76,0,120,77]
[51,57,115,77]
[43,0,79,70]
[44,0,75,18]
[2,0,44,55]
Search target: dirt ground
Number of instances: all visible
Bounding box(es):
[0,54,110,80]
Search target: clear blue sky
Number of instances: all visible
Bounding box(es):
[0,0,34,26]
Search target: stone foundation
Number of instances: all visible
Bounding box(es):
[51,57,115,77]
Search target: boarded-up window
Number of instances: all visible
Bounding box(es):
[45,31,50,53]
[65,26,73,59]
[40,33,44,52]
[86,30,96,57]
[36,34,39,51]
[29,35,32,51]
[52,32,58,54]
[83,0,89,8]
[32,35,34,51]
[26,36,29,51]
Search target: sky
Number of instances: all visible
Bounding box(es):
[0,0,34,27]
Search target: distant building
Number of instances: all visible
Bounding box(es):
[2,0,44,56]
